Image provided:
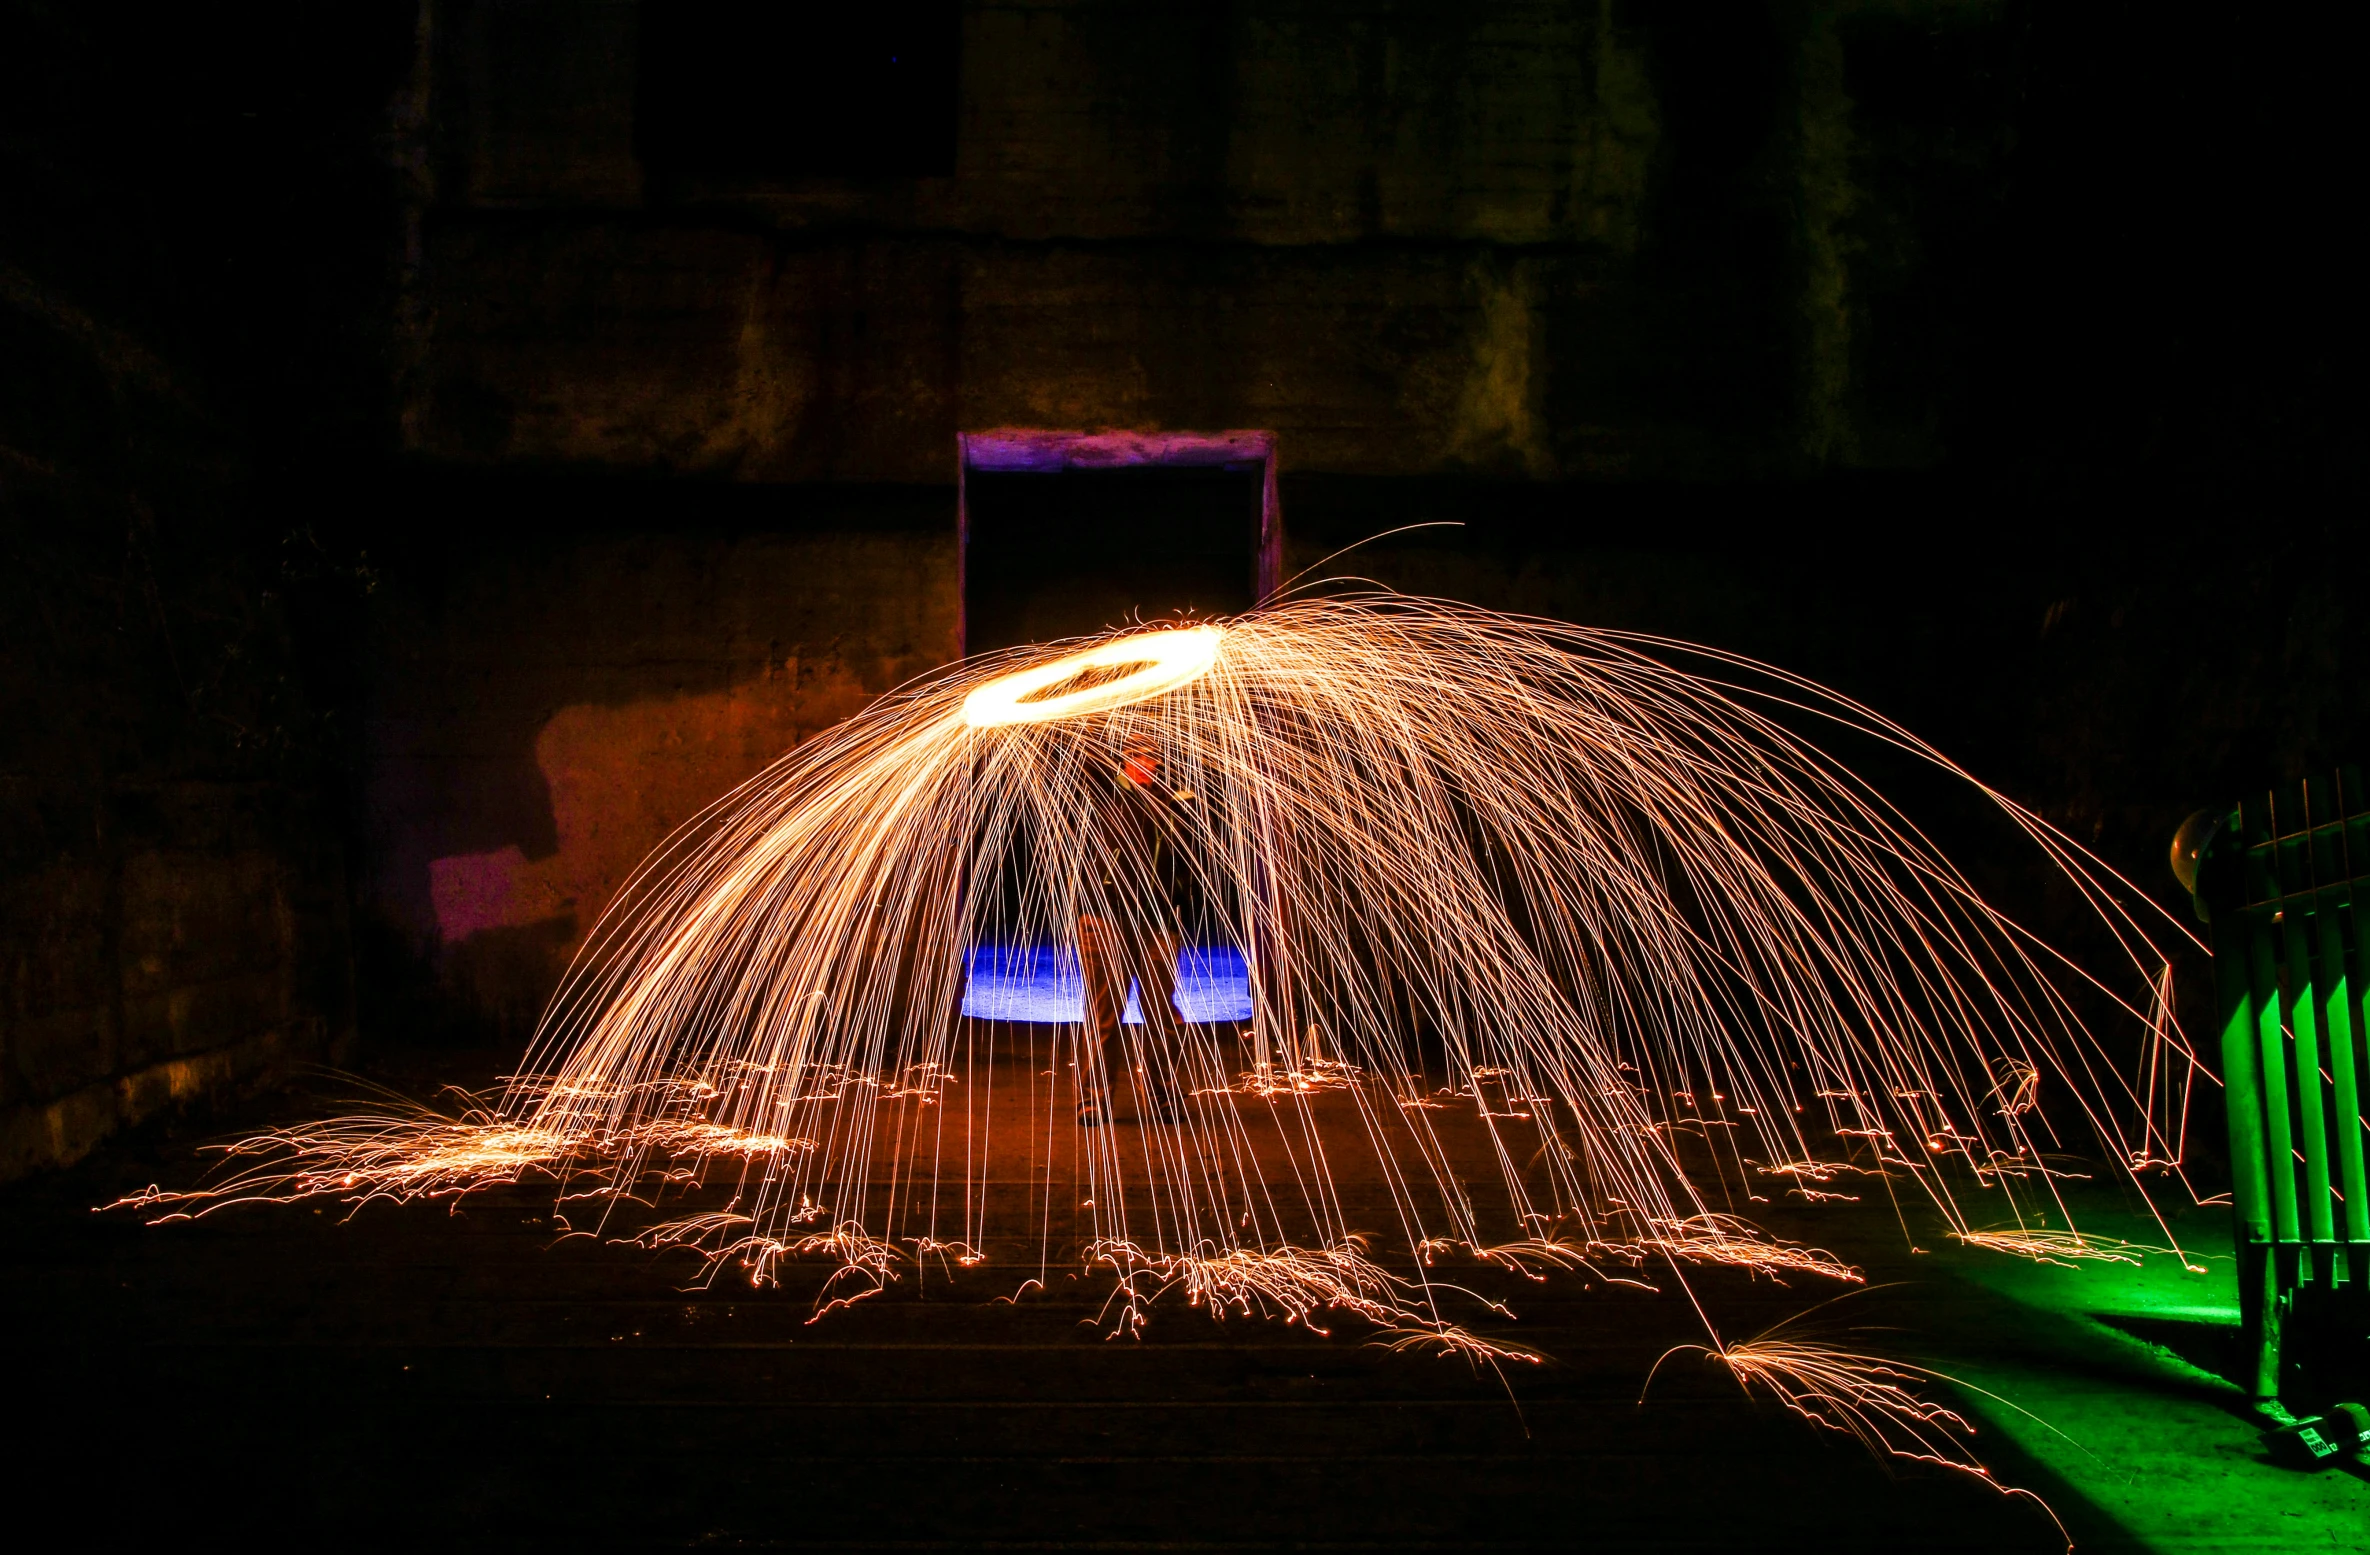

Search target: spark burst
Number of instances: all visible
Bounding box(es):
[124,593,2204,1488]
[1645,1300,2085,1549]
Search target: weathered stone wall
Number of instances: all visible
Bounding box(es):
[0,3,400,1177]
[354,480,956,1041]
[402,2,2022,482]
[0,279,361,1178]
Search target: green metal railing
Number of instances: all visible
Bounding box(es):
[2186,770,2370,1400]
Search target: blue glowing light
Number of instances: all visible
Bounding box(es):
[961,944,1252,1024]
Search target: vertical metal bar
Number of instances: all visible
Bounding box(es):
[2283,781,2334,1247]
[2252,917,2301,1245]
[2348,769,2370,1253]
[2244,794,2302,1250]
[2239,1240,2281,1399]
[2284,905,2334,1243]
[2352,885,2370,1250]
[2317,899,2368,1244]
[2218,913,2274,1250]
[2212,800,2283,1398]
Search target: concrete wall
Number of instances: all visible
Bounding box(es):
[0,271,359,1178]
[346,0,2352,1048]
[354,0,2011,1036]
[0,3,401,1177]
[402,1,2024,482]
[355,481,956,1042]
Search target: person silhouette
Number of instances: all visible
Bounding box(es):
[1076,736,1198,1125]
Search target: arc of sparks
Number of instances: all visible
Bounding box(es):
[119,593,2216,1501]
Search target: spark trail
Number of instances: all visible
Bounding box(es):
[125,594,2207,1483]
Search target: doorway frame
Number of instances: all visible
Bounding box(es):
[955,428,1282,657]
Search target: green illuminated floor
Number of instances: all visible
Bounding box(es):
[1848,1198,2367,1553]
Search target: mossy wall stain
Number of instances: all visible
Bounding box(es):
[1448,258,1553,478]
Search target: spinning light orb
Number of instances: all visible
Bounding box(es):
[961,623,1221,727]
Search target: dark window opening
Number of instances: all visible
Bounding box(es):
[962,465,1263,655]
[637,2,960,181]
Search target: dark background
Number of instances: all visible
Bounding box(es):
[965,465,1264,652]
[1,0,2356,1172]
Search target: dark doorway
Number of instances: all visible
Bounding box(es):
[956,431,1280,1024]
[958,431,1281,656]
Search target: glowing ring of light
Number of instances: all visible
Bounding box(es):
[962,625,1222,728]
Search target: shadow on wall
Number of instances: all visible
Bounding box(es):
[415,661,893,1043]
[351,483,962,1051]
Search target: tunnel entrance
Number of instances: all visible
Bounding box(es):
[957,430,1281,656]
[957,431,1279,1023]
